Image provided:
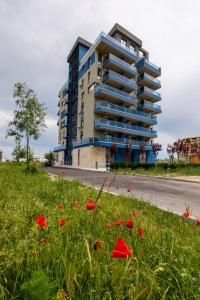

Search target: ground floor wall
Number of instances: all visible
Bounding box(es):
[55,151,65,166]
[71,146,155,169]
[72,146,107,169]
[191,156,200,164]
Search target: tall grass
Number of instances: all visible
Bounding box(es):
[0,163,200,299]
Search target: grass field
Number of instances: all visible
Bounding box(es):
[0,163,200,299]
[111,163,200,177]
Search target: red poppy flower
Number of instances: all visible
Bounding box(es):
[127,188,133,192]
[38,238,48,244]
[112,238,132,258]
[57,204,64,210]
[86,200,96,210]
[115,219,122,226]
[125,219,134,229]
[196,219,200,226]
[35,215,47,229]
[60,171,64,177]
[136,227,143,238]
[131,211,137,217]
[94,240,103,251]
[182,211,189,217]
[58,219,66,226]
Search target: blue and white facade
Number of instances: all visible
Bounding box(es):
[54,24,161,169]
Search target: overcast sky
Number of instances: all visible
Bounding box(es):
[0,0,200,159]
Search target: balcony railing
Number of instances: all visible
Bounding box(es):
[103,70,137,91]
[94,84,137,105]
[94,32,138,63]
[143,100,161,113]
[103,53,137,77]
[53,145,66,152]
[95,118,157,138]
[137,73,161,90]
[95,101,157,125]
[136,57,161,77]
[137,87,161,102]
[73,136,153,149]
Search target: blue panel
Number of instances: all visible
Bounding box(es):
[132,150,140,163]
[79,44,90,63]
[147,150,156,163]
[115,149,124,162]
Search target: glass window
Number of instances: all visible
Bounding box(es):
[139,50,144,57]
[130,44,135,52]
[97,68,102,79]
[88,83,97,93]
[121,38,127,47]
[98,53,102,63]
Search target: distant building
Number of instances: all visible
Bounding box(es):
[0,150,3,162]
[180,136,200,164]
[54,23,161,169]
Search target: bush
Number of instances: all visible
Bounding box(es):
[110,162,155,170]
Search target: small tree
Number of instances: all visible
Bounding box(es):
[109,143,117,163]
[44,151,55,166]
[166,144,176,165]
[12,140,26,162]
[6,83,46,170]
[152,143,162,159]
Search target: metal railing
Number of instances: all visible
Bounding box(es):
[142,87,161,98]
[103,53,137,74]
[94,84,137,103]
[103,70,137,89]
[73,136,152,147]
[143,100,161,111]
[137,73,161,85]
[95,118,157,136]
[95,101,157,122]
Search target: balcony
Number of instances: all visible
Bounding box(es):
[137,87,161,102]
[102,70,137,92]
[95,32,138,64]
[137,73,161,90]
[142,100,161,114]
[94,118,157,138]
[53,145,66,152]
[73,136,153,150]
[94,84,137,106]
[136,57,161,78]
[103,53,137,78]
[95,101,157,125]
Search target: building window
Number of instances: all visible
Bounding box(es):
[88,83,97,93]
[139,50,144,57]
[88,72,90,83]
[97,68,102,79]
[98,53,102,63]
[78,149,80,166]
[121,38,127,47]
[130,44,135,52]
[81,92,85,102]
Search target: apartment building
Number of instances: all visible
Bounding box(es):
[180,136,200,164]
[54,23,161,169]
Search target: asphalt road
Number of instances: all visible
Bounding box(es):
[46,167,200,218]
